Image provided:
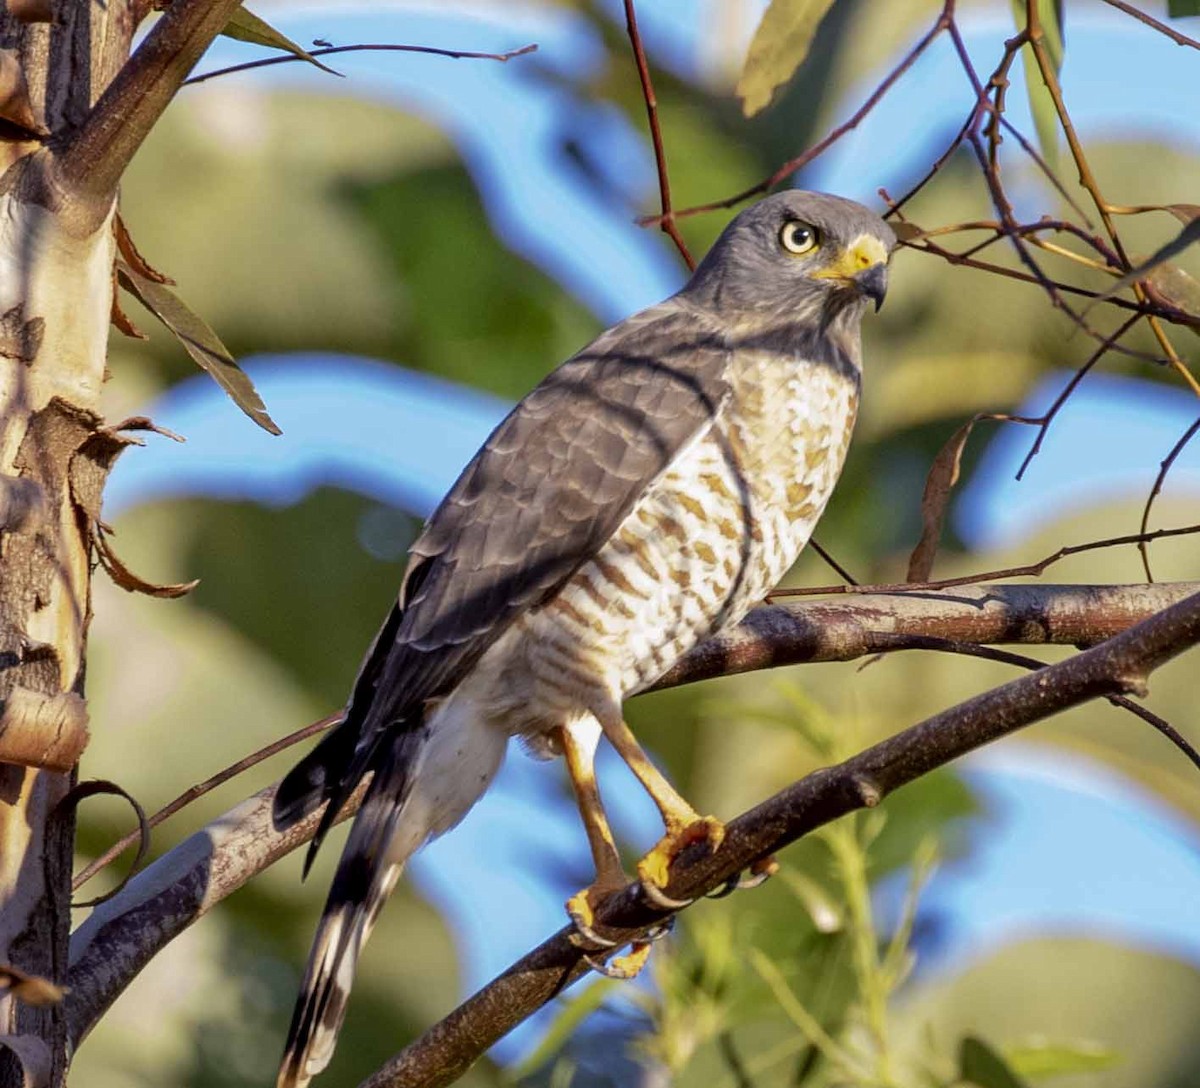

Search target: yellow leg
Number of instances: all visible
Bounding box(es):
[558,719,663,978]
[559,719,626,919]
[593,708,724,898]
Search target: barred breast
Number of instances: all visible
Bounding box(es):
[482,351,860,741]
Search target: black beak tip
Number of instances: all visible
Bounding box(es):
[855,264,888,312]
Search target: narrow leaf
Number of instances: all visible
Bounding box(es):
[1005,1039,1120,1080]
[116,261,281,435]
[737,0,837,117]
[1012,0,1065,167]
[961,1036,1030,1088]
[906,418,978,582]
[891,219,928,242]
[1168,1,1200,17]
[222,7,341,77]
[1091,214,1200,307]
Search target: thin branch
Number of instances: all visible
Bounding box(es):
[1100,0,1200,51]
[867,633,1200,771]
[1015,312,1143,479]
[358,588,1200,1088]
[71,714,339,894]
[808,538,859,586]
[1139,415,1200,581]
[622,0,693,269]
[54,0,247,213]
[183,41,538,87]
[642,0,954,225]
[63,581,1199,1049]
[770,524,1200,599]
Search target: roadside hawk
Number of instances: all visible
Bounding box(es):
[273,190,895,1087]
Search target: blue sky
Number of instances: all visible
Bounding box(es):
[108,0,1200,1063]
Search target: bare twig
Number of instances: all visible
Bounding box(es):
[642,1,954,225]
[1100,0,1200,51]
[183,41,538,86]
[867,633,1200,771]
[71,714,339,894]
[1138,416,1200,581]
[769,524,1200,598]
[358,589,1200,1088]
[622,0,693,269]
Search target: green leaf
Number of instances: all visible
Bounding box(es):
[222,6,341,77]
[1011,0,1064,167]
[737,0,837,117]
[1168,0,1200,16]
[961,1035,1030,1088]
[1004,1039,1120,1081]
[116,261,281,435]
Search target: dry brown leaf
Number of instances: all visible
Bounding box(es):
[0,49,43,134]
[94,528,199,599]
[906,418,978,582]
[0,964,65,1007]
[114,213,174,285]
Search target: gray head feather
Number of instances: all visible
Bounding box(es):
[683,191,896,320]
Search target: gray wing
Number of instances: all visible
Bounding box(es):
[382,298,732,714]
[276,299,732,849]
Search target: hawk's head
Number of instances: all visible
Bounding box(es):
[687,191,896,318]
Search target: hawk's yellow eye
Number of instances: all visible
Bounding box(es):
[779,220,819,255]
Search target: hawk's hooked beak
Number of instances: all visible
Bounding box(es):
[813,234,890,311]
[855,262,888,312]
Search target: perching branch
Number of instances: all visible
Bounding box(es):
[359,587,1200,1088]
[62,581,1200,1051]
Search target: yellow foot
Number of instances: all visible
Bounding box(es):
[637,815,725,909]
[584,941,653,980]
[566,879,627,951]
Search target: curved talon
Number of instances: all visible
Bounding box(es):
[705,875,740,900]
[643,916,676,944]
[567,923,618,951]
[583,941,652,980]
[636,814,724,911]
[639,879,694,911]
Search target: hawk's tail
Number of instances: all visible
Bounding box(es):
[276,697,507,1088]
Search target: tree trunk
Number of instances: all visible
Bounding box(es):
[0,3,137,1084]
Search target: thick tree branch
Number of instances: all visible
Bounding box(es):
[53,0,245,214]
[360,588,1200,1088]
[61,582,1199,1051]
[653,582,1197,689]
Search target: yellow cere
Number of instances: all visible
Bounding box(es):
[812,233,890,281]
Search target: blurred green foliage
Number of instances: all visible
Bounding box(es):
[71,4,1200,1088]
